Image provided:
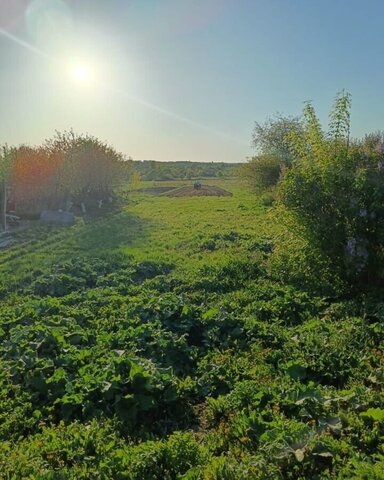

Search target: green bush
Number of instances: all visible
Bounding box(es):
[277,91,384,287]
[242,154,281,193]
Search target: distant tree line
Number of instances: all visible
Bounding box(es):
[0,131,125,222]
[129,160,240,181]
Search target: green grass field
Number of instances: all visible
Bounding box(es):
[0,179,267,288]
[125,180,267,263]
[0,179,383,479]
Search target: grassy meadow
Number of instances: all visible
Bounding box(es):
[0,179,267,289]
[124,180,267,265]
[0,178,383,479]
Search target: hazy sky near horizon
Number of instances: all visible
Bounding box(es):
[1,0,384,162]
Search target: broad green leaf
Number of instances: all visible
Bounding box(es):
[286,363,307,380]
[360,408,384,422]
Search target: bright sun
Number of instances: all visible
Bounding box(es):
[69,62,94,85]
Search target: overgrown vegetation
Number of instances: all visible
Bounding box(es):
[241,114,302,192]
[2,130,124,219]
[274,92,384,289]
[244,91,384,291]
[0,172,383,478]
[1,91,383,478]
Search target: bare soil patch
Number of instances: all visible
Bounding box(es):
[164,185,232,197]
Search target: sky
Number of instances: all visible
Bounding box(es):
[1,0,384,163]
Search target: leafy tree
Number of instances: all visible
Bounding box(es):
[244,115,302,192]
[252,114,302,166]
[44,130,123,198]
[7,131,124,216]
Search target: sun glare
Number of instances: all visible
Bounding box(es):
[69,62,94,85]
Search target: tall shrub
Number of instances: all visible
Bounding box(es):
[44,130,123,198]
[278,91,384,286]
[241,154,281,193]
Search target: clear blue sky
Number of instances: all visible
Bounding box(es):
[0,0,383,162]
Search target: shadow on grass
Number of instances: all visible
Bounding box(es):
[70,210,152,257]
[0,210,155,298]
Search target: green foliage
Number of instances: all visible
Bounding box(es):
[0,423,206,479]
[8,130,124,216]
[243,115,302,193]
[0,178,383,477]
[328,90,352,152]
[277,91,384,287]
[252,114,302,166]
[259,191,276,207]
[267,206,346,295]
[241,154,281,193]
[131,160,239,181]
